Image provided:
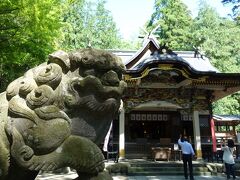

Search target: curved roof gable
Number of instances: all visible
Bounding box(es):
[124,35,218,73]
[125,35,160,69]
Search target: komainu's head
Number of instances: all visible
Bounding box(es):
[64,49,126,116]
[6,48,126,153]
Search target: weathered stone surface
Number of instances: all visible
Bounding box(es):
[0,48,126,180]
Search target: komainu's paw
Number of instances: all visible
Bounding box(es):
[18,145,34,161]
[29,160,57,171]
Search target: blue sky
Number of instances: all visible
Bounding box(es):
[105,0,232,40]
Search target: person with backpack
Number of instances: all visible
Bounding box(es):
[221,139,236,180]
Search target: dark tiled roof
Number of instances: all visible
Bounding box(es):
[213,115,240,121]
[110,49,219,73]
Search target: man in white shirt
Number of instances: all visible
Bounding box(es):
[178,134,195,180]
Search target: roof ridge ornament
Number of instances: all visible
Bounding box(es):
[86,34,92,48]
[193,46,204,58]
[138,25,176,55]
[139,25,160,46]
[193,45,213,64]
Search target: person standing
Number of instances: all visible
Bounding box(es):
[221,139,236,180]
[178,134,195,180]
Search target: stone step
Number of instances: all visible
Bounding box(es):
[127,161,211,176]
[130,163,205,168]
[125,154,151,159]
[129,166,209,172]
[127,171,212,176]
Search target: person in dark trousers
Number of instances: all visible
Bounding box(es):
[178,134,195,180]
[221,139,236,180]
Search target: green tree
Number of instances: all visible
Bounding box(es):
[61,0,123,50]
[60,0,86,50]
[0,1,20,90]
[222,0,240,19]
[192,4,240,114]
[213,93,240,115]
[192,4,240,73]
[146,0,193,50]
[0,0,64,92]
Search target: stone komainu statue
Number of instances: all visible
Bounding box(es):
[0,49,126,180]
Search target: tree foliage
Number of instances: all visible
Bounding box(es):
[147,0,193,50]
[191,4,240,114]
[0,0,64,92]
[222,0,240,19]
[61,0,122,50]
[192,4,240,73]
[0,0,125,92]
[213,93,240,115]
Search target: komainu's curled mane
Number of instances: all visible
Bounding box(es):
[0,48,126,180]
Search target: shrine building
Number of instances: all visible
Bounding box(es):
[108,35,240,161]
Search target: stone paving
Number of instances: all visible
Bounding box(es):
[36,172,232,180]
[36,171,78,180]
[114,175,229,180]
[35,160,234,180]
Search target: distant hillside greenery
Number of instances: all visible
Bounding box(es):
[146,0,240,115]
[0,0,239,114]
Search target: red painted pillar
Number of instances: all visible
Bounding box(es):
[210,118,217,152]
